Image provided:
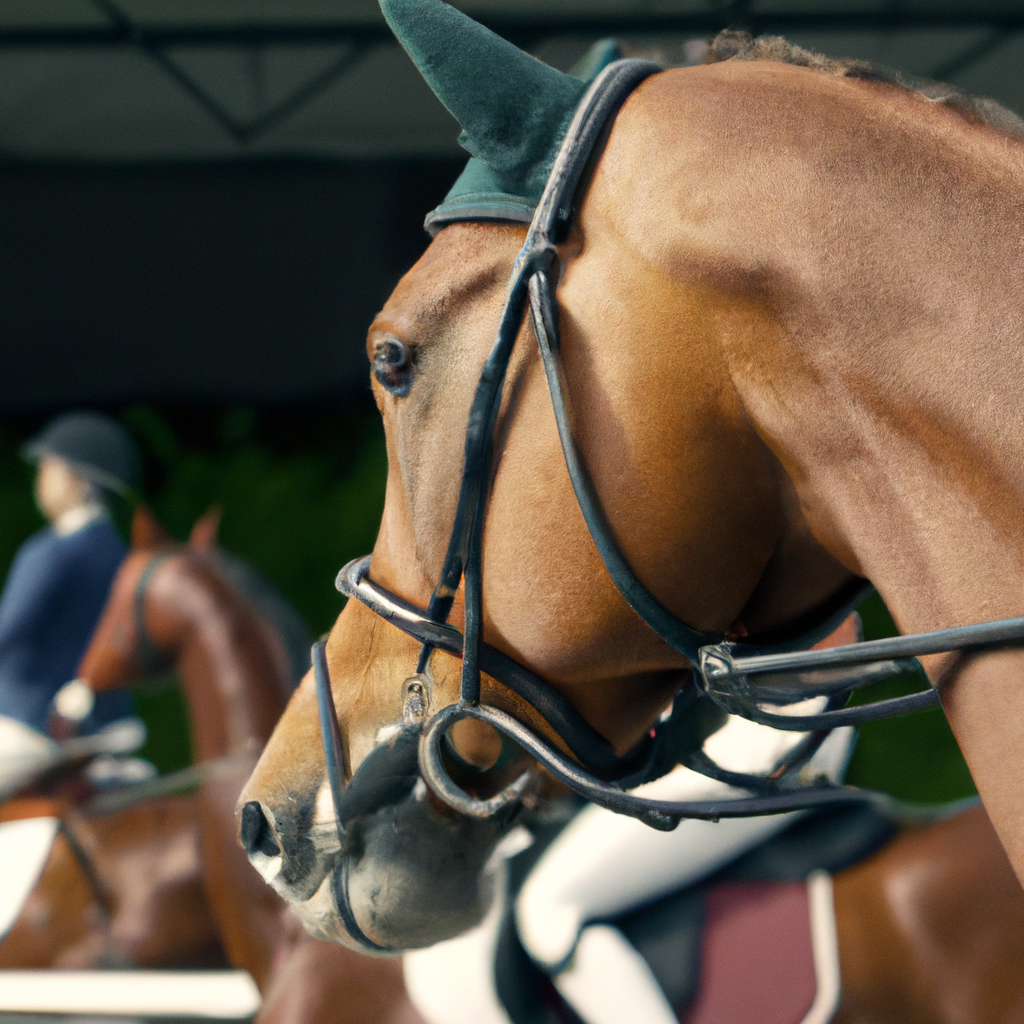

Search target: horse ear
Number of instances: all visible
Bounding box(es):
[131,504,172,550]
[189,505,222,552]
[379,0,586,203]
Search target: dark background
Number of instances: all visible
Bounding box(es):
[0,159,461,408]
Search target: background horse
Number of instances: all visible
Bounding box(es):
[0,792,225,970]
[71,505,423,1024]
[239,3,1024,1020]
[0,509,290,974]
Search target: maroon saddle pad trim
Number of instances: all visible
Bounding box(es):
[680,880,819,1024]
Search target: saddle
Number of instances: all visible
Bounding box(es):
[0,716,152,808]
[494,803,899,1024]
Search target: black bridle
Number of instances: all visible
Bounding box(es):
[132,552,174,675]
[313,58,1024,928]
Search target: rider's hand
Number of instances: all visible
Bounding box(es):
[49,678,95,740]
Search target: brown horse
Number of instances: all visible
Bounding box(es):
[239,5,1024,1019]
[73,506,424,1024]
[0,792,225,970]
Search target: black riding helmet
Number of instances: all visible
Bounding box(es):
[22,411,140,498]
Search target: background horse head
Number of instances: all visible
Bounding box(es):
[78,503,294,761]
[241,0,1024,954]
[73,504,424,1024]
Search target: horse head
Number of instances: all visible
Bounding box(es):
[238,0,868,952]
[75,505,292,766]
[75,504,179,693]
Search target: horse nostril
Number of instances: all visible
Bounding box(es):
[240,800,281,858]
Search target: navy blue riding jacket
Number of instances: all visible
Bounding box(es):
[0,518,134,734]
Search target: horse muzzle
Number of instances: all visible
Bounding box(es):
[240,719,520,953]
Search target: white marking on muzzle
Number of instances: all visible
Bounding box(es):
[249,848,283,885]
[292,870,351,945]
[485,826,534,873]
[310,777,344,856]
[375,723,403,745]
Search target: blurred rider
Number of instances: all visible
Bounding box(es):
[0,411,138,738]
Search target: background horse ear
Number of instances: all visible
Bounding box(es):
[130,503,173,550]
[189,505,222,552]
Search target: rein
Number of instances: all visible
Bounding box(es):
[59,816,114,919]
[316,57,1024,893]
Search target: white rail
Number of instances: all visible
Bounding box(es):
[0,970,261,1019]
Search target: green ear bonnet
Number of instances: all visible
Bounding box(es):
[378,0,623,233]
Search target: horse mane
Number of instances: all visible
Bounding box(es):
[701,29,1024,144]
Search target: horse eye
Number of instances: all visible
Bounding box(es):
[373,337,414,397]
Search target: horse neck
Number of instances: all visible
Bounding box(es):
[600,64,1024,631]
[161,557,290,763]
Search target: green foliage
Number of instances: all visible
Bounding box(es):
[0,428,46,572]
[131,678,194,775]
[123,403,387,636]
[844,592,977,803]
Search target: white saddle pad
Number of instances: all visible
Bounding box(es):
[0,816,60,941]
[0,717,59,802]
